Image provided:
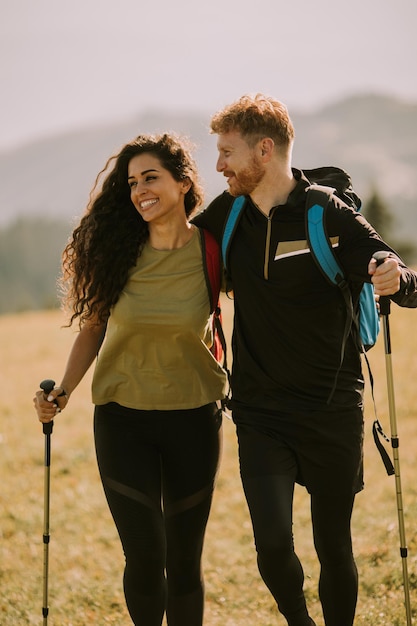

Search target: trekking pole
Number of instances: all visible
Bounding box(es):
[39,378,56,625]
[374,251,412,625]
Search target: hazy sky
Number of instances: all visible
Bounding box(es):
[1,0,416,150]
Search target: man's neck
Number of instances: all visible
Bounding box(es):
[250,168,296,216]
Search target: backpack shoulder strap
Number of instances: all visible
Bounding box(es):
[200,228,221,313]
[305,185,354,402]
[222,195,246,269]
[306,185,345,287]
[200,227,231,404]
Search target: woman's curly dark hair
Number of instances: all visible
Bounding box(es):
[61,133,204,327]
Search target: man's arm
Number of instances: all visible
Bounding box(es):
[327,201,417,308]
[369,256,417,307]
[192,191,234,244]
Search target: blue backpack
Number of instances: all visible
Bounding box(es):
[305,184,379,353]
[304,184,393,474]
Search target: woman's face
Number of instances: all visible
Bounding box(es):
[127,153,190,224]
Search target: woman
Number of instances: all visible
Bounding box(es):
[33,133,227,625]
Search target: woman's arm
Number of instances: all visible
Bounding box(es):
[33,320,106,423]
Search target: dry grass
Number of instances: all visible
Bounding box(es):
[1,299,417,625]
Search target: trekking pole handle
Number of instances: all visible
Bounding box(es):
[373,251,391,317]
[40,379,56,436]
[373,250,390,266]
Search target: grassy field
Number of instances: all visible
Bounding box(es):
[1,299,417,625]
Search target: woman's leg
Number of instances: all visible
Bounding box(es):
[94,403,166,626]
[311,491,357,626]
[161,404,222,626]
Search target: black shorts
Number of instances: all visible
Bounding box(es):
[233,405,364,495]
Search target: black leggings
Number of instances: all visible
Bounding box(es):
[94,402,222,626]
[237,428,358,626]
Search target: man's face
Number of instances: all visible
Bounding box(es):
[216,131,265,197]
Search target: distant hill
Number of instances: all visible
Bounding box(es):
[291,94,417,240]
[1,92,417,241]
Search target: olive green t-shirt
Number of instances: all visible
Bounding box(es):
[92,229,227,410]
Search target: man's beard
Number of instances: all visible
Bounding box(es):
[227,155,265,197]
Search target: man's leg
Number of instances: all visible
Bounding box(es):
[311,491,358,626]
[237,424,314,626]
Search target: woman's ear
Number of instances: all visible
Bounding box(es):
[181,177,192,194]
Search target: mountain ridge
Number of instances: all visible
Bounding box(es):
[1,92,416,240]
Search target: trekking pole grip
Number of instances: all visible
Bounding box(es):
[40,380,56,435]
[373,251,391,317]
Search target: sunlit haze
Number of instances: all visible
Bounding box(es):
[1,0,416,150]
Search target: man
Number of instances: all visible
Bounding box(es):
[193,93,417,626]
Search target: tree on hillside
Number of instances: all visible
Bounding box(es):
[362,186,393,239]
[362,187,417,265]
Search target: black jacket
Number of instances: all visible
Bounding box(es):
[193,169,417,412]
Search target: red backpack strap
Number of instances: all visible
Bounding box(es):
[199,228,231,409]
[200,228,221,313]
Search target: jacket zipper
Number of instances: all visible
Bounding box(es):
[264,207,276,280]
